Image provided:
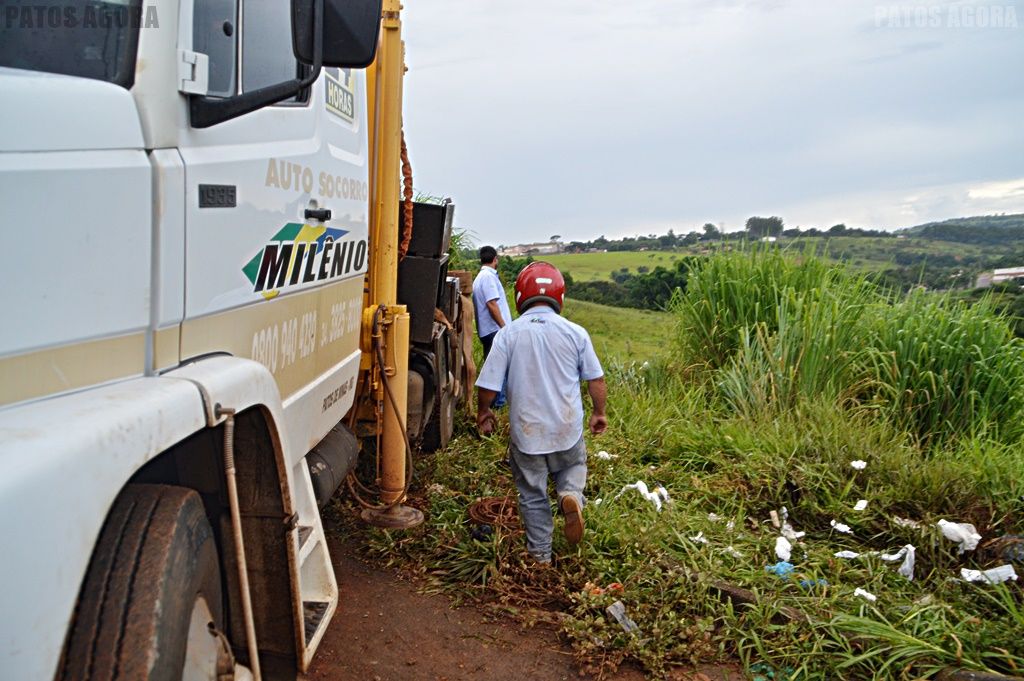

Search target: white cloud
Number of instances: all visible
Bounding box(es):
[401,0,1024,244]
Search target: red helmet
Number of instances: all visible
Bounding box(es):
[514,261,565,314]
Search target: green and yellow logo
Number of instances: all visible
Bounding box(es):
[242,223,367,299]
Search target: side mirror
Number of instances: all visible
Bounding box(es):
[292,0,383,68]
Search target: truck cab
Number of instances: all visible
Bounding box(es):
[0,1,463,678]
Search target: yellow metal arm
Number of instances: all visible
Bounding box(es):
[361,0,420,527]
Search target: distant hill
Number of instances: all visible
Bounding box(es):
[900,214,1024,245]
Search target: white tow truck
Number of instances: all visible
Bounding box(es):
[0,0,466,678]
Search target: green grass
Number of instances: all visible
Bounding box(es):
[543,236,1001,283]
[547,251,682,281]
[562,298,671,362]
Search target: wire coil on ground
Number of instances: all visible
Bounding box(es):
[467,496,520,528]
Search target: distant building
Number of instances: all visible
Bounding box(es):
[975,266,1024,288]
[498,241,562,257]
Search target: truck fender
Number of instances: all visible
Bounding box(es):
[0,375,206,681]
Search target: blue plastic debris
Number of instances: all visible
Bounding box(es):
[799,578,829,589]
[765,561,795,578]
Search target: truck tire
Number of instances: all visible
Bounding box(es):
[420,385,454,453]
[58,484,225,681]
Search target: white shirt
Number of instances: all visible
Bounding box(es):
[476,306,604,454]
[472,265,512,338]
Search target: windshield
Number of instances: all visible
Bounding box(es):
[0,0,143,88]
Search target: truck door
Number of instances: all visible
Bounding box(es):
[177,0,370,452]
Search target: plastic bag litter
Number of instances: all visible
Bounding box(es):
[853,500,868,511]
[893,516,922,529]
[850,460,867,470]
[879,544,916,581]
[606,600,640,634]
[961,565,1018,584]
[834,550,861,559]
[781,525,805,540]
[830,520,853,534]
[766,561,795,577]
[690,531,709,545]
[614,481,670,512]
[594,498,603,506]
[595,450,618,461]
[853,587,877,602]
[775,536,792,561]
[800,578,828,589]
[777,506,805,541]
[724,546,744,558]
[938,519,982,553]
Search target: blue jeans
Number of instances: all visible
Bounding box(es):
[480,331,506,408]
[508,437,587,563]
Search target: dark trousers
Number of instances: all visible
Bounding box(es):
[479,332,506,408]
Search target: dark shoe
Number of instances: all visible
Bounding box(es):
[560,495,584,545]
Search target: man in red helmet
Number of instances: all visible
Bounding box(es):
[476,262,607,565]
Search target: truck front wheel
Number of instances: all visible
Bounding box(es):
[58,484,226,681]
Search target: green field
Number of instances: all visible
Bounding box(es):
[561,298,671,361]
[545,235,1004,283]
[472,295,672,366]
[546,251,683,281]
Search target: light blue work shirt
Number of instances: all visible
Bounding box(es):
[472,266,512,338]
[476,305,604,454]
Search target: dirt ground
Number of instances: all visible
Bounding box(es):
[306,533,741,681]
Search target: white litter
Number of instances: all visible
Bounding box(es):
[834,550,861,559]
[775,536,793,561]
[961,565,1018,584]
[893,516,922,529]
[853,500,868,512]
[614,481,671,512]
[595,450,617,461]
[853,587,877,602]
[938,519,982,553]
[690,531,709,545]
[594,498,603,505]
[724,546,744,558]
[726,520,736,532]
[879,544,916,581]
[708,513,722,522]
[850,460,867,470]
[830,520,853,535]
[781,522,806,541]
[776,507,806,541]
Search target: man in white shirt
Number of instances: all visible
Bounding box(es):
[476,262,607,565]
[472,246,512,408]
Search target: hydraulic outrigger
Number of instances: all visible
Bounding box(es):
[360,0,423,529]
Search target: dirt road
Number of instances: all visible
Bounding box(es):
[306,532,647,681]
[306,531,742,681]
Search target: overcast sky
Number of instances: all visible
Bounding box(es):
[401,0,1023,245]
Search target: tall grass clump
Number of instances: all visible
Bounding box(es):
[675,248,1024,448]
[671,247,877,373]
[717,286,872,415]
[863,291,1024,447]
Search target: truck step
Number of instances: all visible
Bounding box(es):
[303,601,330,642]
